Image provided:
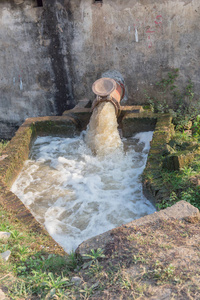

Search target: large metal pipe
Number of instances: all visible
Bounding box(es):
[92,77,125,117]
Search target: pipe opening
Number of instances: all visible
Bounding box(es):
[92,77,124,117]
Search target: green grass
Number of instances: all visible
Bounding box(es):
[0,209,80,299]
[143,73,200,210]
[153,124,200,210]
[0,208,114,299]
[156,154,200,210]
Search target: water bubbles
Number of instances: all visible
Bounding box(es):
[11,132,155,252]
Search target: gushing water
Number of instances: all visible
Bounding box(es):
[85,102,123,155]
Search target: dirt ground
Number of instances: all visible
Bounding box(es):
[75,202,200,299]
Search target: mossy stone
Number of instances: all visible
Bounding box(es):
[162,152,195,171]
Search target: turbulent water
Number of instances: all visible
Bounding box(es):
[85,102,123,155]
[11,132,155,252]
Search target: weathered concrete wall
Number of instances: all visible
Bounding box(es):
[0,0,200,138]
[0,0,75,139]
[68,0,200,103]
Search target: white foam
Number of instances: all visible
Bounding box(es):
[11,133,156,252]
[133,131,154,152]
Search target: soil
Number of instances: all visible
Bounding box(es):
[74,201,200,299]
[75,216,200,299]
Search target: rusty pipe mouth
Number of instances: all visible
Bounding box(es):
[91,77,125,117]
[92,96,121,117]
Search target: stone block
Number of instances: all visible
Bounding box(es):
[163,152,195,171]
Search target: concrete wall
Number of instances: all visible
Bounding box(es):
[0,0,75,138]
[0,0,200,138]
[68,0,200,103]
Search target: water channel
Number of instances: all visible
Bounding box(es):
[11,129,155,252]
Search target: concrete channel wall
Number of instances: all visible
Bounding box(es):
[0,0,200,138]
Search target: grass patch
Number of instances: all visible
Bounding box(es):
[143,72,200,210]
[0,208,79,299]
[156,148,200,210]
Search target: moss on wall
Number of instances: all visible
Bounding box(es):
[142,114,174,206]
[0,115,79,254]
[121,112,158,137]
[0,116,79,188]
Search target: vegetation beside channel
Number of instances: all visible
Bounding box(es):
[143,69,200,210]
